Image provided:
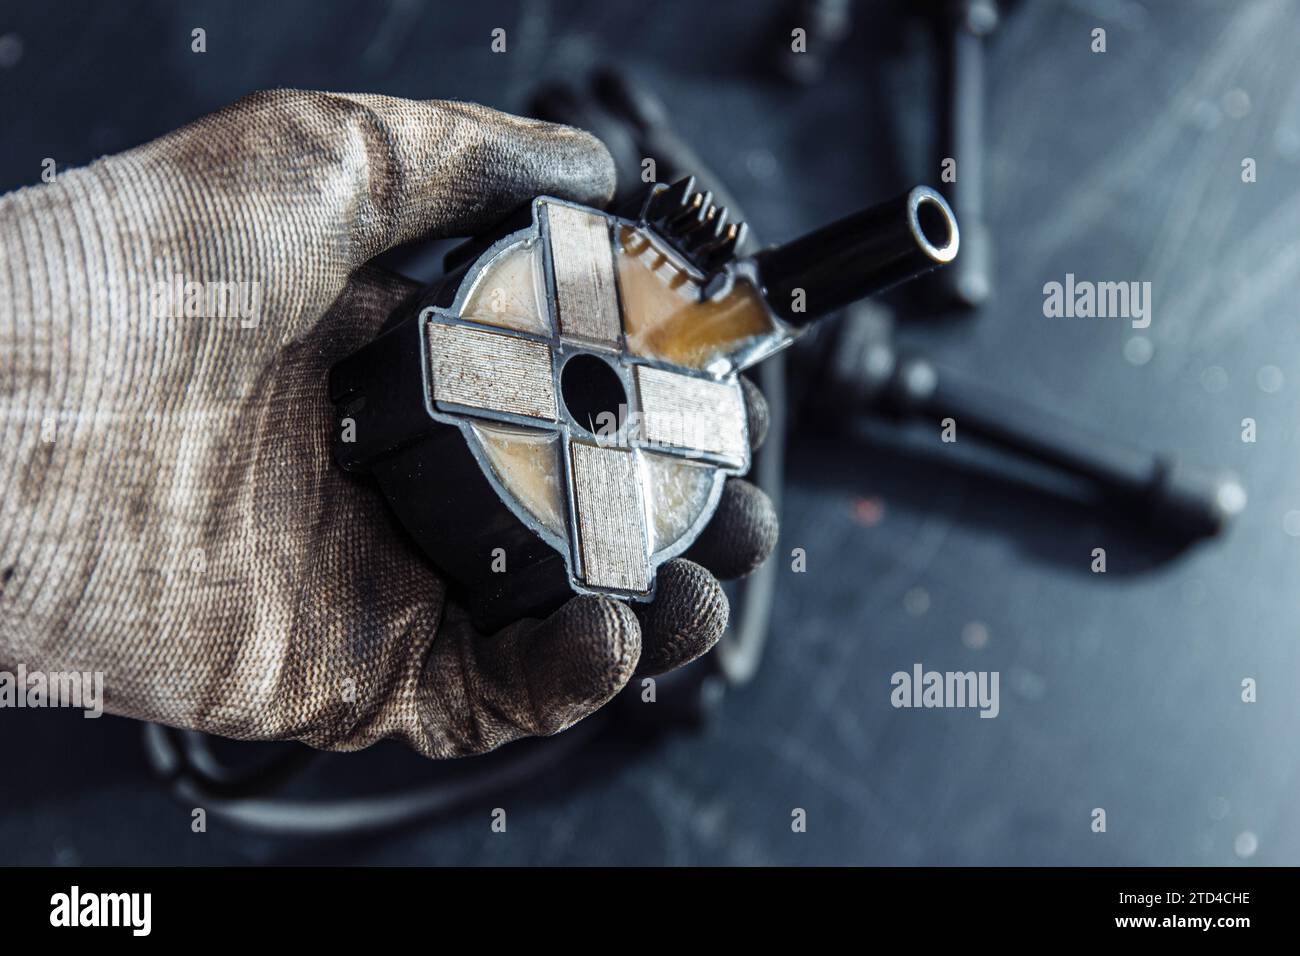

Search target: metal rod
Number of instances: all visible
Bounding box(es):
[753,186,960,324]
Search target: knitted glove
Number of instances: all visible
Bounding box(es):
[0,89,777,758]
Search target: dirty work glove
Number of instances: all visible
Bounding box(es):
[0,90,778,758]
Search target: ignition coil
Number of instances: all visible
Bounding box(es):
[330,179,958,629]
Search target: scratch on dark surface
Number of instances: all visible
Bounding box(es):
[829,705,871,760]
[640,775,769,865]
[1019,0,1285,274]
[1140,26,1299,357]
[1137,102,1240,297]
[796,482,965,742]
[761,731,891,827]
[1162,190,1300,362]
[1062,0,1149,30]
[506,0,551,100]
[361,0,423,70]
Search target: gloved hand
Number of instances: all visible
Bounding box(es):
[0,90,777,758]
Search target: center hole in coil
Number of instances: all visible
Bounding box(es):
[560,353,627,434]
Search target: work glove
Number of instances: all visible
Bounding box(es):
[0,90,777,758]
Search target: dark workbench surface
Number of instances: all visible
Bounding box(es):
[2,0,1298,865]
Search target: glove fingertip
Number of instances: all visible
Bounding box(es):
[635,558,729,677]
[523,595,641,732]
[685,478,778,581]
[740,376,770,452]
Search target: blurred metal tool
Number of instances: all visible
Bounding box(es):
[806,307,1246,540]
[759,0,1001,305]
[934,0,998,307]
